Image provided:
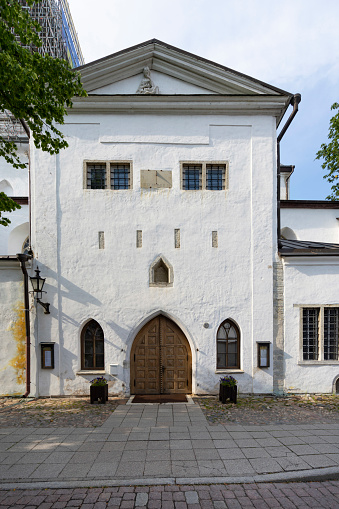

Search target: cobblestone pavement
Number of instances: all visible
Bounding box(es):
[194,395,339,426]
[1,481,339,508]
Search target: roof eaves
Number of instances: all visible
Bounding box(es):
[77,39,293,97]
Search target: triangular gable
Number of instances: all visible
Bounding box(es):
[78,39,292,97]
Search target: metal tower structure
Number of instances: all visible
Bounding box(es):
[0,0,84,142]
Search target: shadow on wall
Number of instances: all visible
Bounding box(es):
[8,222,29,255]
[281,227,298,240]
[0,179,13,196]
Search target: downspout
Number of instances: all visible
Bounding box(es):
[277,94,301,249]
[17,253,32,398]
[19,119,32,255]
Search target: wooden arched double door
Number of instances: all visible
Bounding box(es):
[131,315,192,395]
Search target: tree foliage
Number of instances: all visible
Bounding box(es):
[0,0,87,225]
[316,102,339,201]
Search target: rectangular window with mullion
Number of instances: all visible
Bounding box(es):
[87,164,106,189]
[324,308,339,360]
[302,308,319,360]
[206,164,225,190]
[182,164,202,190]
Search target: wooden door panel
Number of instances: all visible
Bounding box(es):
[131,317,160,394]
[131,315,192,395]
[161,316,192,394]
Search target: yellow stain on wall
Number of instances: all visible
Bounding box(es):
[8,301,26,384]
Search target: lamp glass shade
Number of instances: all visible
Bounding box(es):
[30,268,45,294]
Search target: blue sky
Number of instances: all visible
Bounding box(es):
[69,0,339,200]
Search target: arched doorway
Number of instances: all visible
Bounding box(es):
[130,315,192,395]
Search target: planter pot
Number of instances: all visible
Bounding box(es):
[90,384,108,404]
[219,384,237,404]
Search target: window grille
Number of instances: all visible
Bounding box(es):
[206,164,225,190]
[324,308,339,360]
[110,164,130,189]
[87,164,106,189]
[303,308,319,360]
[182,164,202,190]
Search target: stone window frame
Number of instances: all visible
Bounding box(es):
[149,254,173,287]
[83,160,133,190]
[295,304,339,364]
[180,161,229,191]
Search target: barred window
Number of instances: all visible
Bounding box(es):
[110,163,130,190]
[303,308,319,360]
[324,308,339,360]
[182,164,202,190]
[87,164,106,189]
[301,306,339,362]
[206,164,226,190]
[181,161,228,191]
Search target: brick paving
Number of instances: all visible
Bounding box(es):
[1,481,339,508]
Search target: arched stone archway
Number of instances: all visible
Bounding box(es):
[130,315,192,395]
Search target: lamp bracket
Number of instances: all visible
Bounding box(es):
[37,298,50,314]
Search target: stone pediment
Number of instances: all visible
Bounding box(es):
[78,39,291,97]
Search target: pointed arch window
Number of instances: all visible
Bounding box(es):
[81,320,104,370]
[217,319,240,369]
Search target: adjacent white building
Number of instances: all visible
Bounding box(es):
[1,40,339,397]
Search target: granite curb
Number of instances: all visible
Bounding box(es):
[1,466,339,491]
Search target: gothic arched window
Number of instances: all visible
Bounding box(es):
[81,320,104,370]
[217,319,240,369]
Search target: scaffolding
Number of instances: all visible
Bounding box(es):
[1,0,84,142]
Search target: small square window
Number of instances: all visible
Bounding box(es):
[206,164,225,190]
[110,163,131,189]
[87,164,106,189]
[182,164,202,190]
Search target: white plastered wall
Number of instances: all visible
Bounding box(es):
[283,257,339,393]
[281,208,339,243]
[0,144,29,255]
[29,110,277,397]
[0,264,26,395]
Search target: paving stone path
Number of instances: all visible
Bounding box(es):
[0,403,339,486]
[1,481,339,508]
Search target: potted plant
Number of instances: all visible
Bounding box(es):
[219,375,237,404]
[90,376,108,404]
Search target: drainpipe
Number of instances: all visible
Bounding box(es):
[19,119,33,255]
[17,253,32,398]
[277,93,301,249]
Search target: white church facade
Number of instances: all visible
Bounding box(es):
[1,40,339,397]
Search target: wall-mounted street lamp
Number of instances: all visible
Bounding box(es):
[29,266,50,314]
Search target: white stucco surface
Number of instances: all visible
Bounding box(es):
[0,264,26,396]
[281,208,339,243]
[29,108,278,396]
[0,144,29,255]
[283,257,339,393]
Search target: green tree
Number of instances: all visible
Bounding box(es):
[0,0,87,225]
[316,102,339,201]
